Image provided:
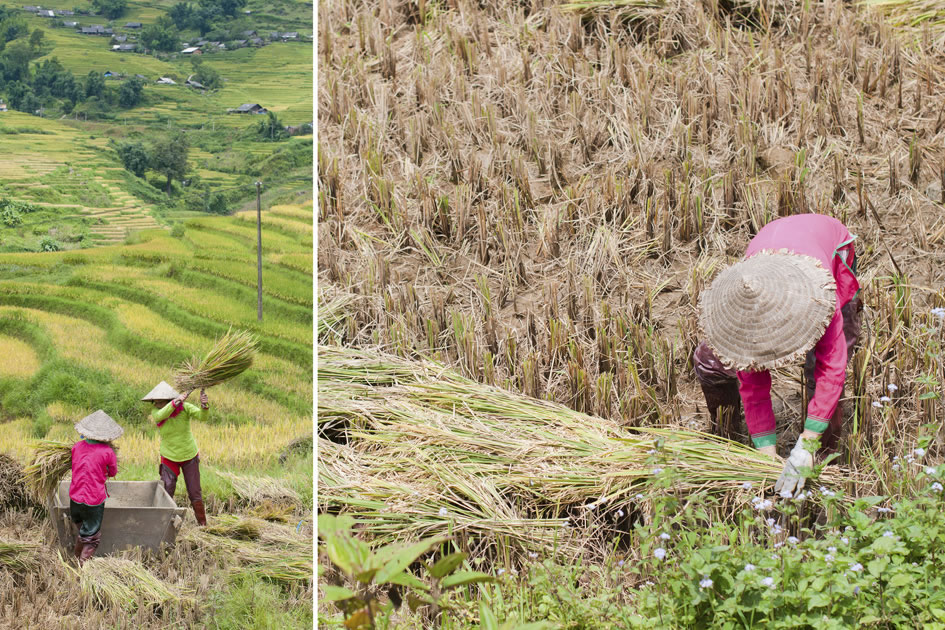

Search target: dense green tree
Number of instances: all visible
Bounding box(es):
[116,141,150,177]
[168,2,193,29]
[256,111,288,142]
[85,70,105,99]
[117,76,144,108]
[91,0,127,19]
[190,57,221,90]
[29,28,44,50]
[140,16,179,52]
[0,16,28,44]
[1,40,33,83]
[150,131,190,194]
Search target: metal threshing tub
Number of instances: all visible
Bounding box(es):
[50,480,188,555]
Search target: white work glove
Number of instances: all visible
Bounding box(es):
[774,436,814,496]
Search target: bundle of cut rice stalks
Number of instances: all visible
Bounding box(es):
[174,328,258,395]
[860,0,945,29]
[204,515,263,541]
[318,345,865,555]
[184,527,311,585]
[67,557,189,611]
[0,540,41,574]
[21,441,72,504]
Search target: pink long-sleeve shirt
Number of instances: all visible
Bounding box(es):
[735,215,858,448]
[69,440,118,505]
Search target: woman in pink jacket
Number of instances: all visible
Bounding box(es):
[70,410,122,565]
[694,214,862,494]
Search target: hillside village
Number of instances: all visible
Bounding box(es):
[0,0,312,252]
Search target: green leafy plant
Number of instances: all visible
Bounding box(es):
[318,513,494,628]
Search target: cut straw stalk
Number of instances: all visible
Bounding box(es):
[174,328,259,395]
[184,528,312,585]
[0,540,41,573]
[69,557,188,611]
[21,441,72,503]
[318,346,862,554]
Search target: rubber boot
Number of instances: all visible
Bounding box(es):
[73,539,83,560]
[191,499,207,526]
[77,532,101,566]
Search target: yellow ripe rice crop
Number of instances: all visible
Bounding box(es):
[0,335,40,378]
[185,219,307,253]
[0,307,296,420]
[268,205,313,221]
[43,415,308,469]
[267,253,313,275]
[234,211,314,235]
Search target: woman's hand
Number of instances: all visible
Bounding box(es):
[200,389,209,409]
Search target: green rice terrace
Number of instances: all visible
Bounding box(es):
[318,0,945,627]
[0,198,314,626]
[0,0,312,253]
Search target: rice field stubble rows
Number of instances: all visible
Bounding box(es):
[317,0,945,615]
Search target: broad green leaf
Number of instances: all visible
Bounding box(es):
[375,536,448,584]
[430,552,467,578]
[325,535,358,575]
[868,558,888,577]
[355,567,379,584]
[888,573,912,588]
[442,570,495,589]
[344,607,372,630]
[931,607,945,620]
[479,602,499,630]
[388,571,430,591]
[322,585,358,602]
[318,513,356,538]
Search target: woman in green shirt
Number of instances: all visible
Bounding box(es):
[141,381,209,526]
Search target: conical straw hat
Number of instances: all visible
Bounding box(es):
[698,250,836,371]
[75,410,123,441]
[141,381,180,401]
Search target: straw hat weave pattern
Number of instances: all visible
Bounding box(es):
[141,381,180,402]
[75,409,123,441]
[698,250,836,371]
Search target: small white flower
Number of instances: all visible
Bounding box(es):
[644,580,654,586]
[654,547,667,560]
[497,568,505,575]
[780,490,793,499]
[932,482,943,492]
[617,560,624,567]
[438,507,448,517]
[892,464,901,472]
[877,507,891,514]
[787,536,799,545]
[699,577,713,589]
[883,531,895,538]
[795,492,807,502]
[932,307,945,319]
[616,509,625,518]
[880,396,891,403]
[907,456,916,464]
[647,449,657,455]
[927,467,937,476]
[742,482,753,490]
[872,401,883,408]
[893,456,900,462]
[528,552,538,559]
[761,500,773,511]
[660,532,671,540]
[828,547,837,553]
[635,493,644,500]
[766,518,776,527]
[845,526,853,532]
[744,563,756,572]
[651,467,663,475]
[887,384,898,392]
[841,537,850,545]
[825,554,834,562]
[850,563,863,572]
[914,448,927,458]
[752,496,763,505]
[762,577,774,587]
[562,518,570,527]
[772,525,783,535]
[774,542,783,549]
[587,503,597,510]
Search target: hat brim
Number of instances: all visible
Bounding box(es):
[698,250,836,371]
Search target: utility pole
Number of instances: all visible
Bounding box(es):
[256,181,263,321]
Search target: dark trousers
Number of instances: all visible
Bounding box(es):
[70,499,104,537]
[694,297,863,453]
[159,455,202,503]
